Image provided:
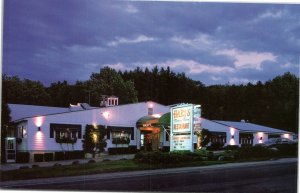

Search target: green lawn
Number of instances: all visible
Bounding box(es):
[0,159,231,182]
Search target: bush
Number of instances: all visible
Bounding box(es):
[236,146,277,160]
[224,145,239,150]
[275,144,297,157]
[161,146,170,152]
[128,146,138,153]
[72,160,79,165]
[55,152,65,161]
[241,144,253,148]
[195,149,214,160]
[65,151,85,160]
[16,152,30,163]
[88,159,96,163]
[206,142,224,151]
[44,153,54,162]
[108,147,135,155]
[34,154,44,162]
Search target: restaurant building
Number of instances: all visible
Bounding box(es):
[4,96,293,162]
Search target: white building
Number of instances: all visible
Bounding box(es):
[4,98,293,162]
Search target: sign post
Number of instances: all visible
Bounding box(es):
[170,104,201,152]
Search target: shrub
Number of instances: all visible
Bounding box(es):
[206,142,224,151]
[236,146,277,160]
[44,153,54,162]
[108,147,134,155]
[16,152,30,163]
[55,152,65,161]
[34,154,44,162]
[195,149,214,160]
[65,151,85,160]
[241,144,252,148]
[88,159,96,163]
[128,146,138,153]
[161,146,170,152]
[19,166,29,169]
[72,160,79,165]
[224,145,239,150]
[275,144,297,157]
[53,163,62,167]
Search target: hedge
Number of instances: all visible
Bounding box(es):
[16,152,30,163]
[65,151,84,160]
[34,154,44,162]
[108,146,138,155]
[44,153,54,162]
[55,152,65,161]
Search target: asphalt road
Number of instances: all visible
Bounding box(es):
[3,159,298,192]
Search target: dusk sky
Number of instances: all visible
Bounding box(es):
[3,0,300,86]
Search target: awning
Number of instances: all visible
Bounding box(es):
[157,112,170,127]
[136,115,159,127]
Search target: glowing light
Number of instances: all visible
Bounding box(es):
[258,132,264,143]
[93,133,98,142]
[93,123,97,128]
[148,103,153,108]
[230,127,235,135]
[102,112,110,119]
[230,139,235,145]
[152,114,161,118]
[258,132,264,137]
[34,131,45,150]
[33,116,45,127]
[283,133,290,139]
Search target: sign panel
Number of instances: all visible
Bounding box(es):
[171,135,193,151]
[170,104,196,152]
[171,105,193,133]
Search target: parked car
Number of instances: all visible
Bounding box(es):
[263,138,296,147]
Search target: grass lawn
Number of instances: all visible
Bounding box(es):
[0,159,232,182]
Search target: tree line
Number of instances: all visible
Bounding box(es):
[2,67,299,133]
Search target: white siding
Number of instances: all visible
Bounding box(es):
[22,102,169,151]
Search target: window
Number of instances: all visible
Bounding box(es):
[111,131,130,144]
[50,123,82,139]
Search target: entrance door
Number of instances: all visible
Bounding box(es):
[5,137,16,163]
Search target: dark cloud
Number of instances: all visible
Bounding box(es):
[3,1,299,86]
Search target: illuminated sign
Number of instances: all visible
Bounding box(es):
[171,135,193,151]
[171,105,193,133]
[170,104,201,152]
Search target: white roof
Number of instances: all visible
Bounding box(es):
[201,118,230,132]
[214,120,290,134]
[8,104,69,121]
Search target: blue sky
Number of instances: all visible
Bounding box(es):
[3,0,300,86]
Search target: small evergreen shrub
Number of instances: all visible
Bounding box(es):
[16,152,30,163]
[34,154,44,162]
[44,153,54,162]
[55,152,65,161]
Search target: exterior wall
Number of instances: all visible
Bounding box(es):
[202,119,239,146]
[253,132,268,145]
[19,102,169,152]
[281,133,293,140]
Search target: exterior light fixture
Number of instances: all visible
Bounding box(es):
[38,127,41,131]
[102,112,110,119]
[260,137,263,140]
[231,135,234,139]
